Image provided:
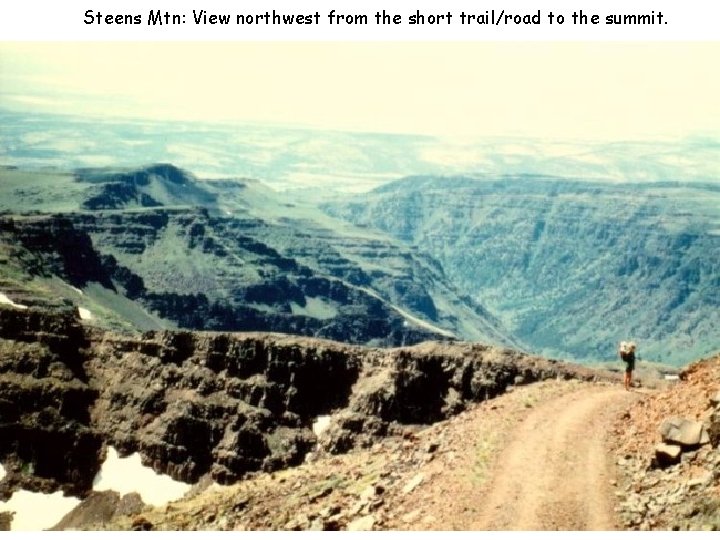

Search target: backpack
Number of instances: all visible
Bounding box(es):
[619,340,635,362]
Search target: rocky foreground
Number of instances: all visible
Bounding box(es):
[53,362,720,532]
[1,303,718,531]
[0,305,612,505]
[57,379,613,531]
[612,353,720,530]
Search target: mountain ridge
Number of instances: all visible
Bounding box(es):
[2,163,717,364]
[0,164,516,349]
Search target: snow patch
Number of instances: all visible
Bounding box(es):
[290,297,339,320]
[0,489,80,531]
[93,447,191,507]
[0,292,28,310]
[78,307,93,320]
[312,415,332,437]
[0,447,193,531]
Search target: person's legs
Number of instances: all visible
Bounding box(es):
[627,356,635,390]
[624,368,632,390]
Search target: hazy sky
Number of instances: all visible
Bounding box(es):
[1,42,718,140]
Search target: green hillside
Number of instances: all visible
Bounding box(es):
[0,165,516,349]
[323,175,720,365]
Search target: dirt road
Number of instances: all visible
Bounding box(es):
[472,386,640,530]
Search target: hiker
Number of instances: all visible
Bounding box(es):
[618,341,636,391]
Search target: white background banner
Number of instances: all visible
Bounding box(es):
[1,0,719,40]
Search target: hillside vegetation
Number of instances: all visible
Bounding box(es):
[324,175,720,364]
[1,165,717,364]
[0,165,513,349]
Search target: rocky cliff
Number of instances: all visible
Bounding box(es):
[0,307,102,499]
[0,165,515,348]
[0,304,615,501]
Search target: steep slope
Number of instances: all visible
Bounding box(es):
[0,166,514,348]
[323,176,720,364]
[611,354,720,530]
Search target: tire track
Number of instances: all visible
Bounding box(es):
[473,386,639,530]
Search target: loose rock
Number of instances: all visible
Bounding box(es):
[659,418,705,447]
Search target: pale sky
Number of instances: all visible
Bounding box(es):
[1,42,718,140]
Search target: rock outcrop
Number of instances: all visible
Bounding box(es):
[613,354,720,530]
[48,491,145,531]
[0,305,617,500]
[0,306,103,499]
[659,418,710,449]
[87,329,362,484]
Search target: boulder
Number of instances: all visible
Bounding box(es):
[131,516,153,531]
[402,473,425,495]
[0,512,13,531]
[116,492,145,517]
[49,490,121,530]
[655,443,682,467]
[659,418,706,447]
